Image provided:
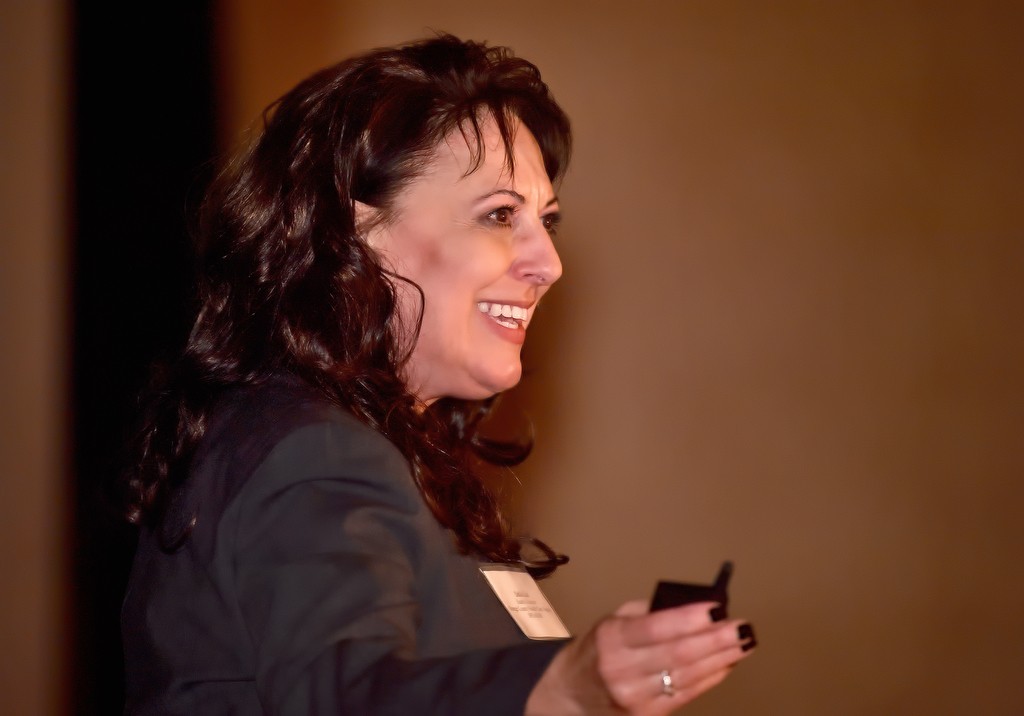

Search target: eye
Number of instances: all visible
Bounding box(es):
[541,212,562,236]
[485,205,516,227]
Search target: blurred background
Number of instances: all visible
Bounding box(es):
[2,1,1022,713]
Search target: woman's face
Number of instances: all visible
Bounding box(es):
[364,116,562,404]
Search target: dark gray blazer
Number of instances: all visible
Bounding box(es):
[122,375,564,714]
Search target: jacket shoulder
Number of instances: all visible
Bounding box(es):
[161,375,409,546]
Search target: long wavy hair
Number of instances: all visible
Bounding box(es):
[122,35,572,566]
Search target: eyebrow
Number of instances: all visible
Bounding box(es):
[479,189,559,209]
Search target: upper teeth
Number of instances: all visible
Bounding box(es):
[477,302,528,321]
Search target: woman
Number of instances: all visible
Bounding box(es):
[121,35,756,714]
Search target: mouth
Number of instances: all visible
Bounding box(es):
[477,301,529,330]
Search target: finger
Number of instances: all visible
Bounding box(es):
[614,600,649,617]
[663,631,759,708]
[664,619,755,672]
[597,620,754,693]
[616,601,722,648]
[606,657,733,713]
[656,620,756,677]
[606,639,749,713]
[662,660,732,710]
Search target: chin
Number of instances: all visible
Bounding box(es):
[467,362,523,399]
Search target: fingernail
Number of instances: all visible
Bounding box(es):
[738,623,758,652]
[709,605,728,622]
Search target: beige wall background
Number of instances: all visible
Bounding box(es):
[0,1,69,713]
[225,1,1023,714]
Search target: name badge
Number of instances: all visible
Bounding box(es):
[479,564,571,640]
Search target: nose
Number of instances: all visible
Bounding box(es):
[513,218,563,286]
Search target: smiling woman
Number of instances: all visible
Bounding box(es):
[119,34,755,715]
[361,116,562,402]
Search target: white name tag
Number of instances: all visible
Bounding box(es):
[479,564,571,640]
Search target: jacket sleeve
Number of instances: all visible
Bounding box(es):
[229,418,564,715]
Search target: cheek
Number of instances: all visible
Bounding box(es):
[426,243,512,299]
[387,239,453,327]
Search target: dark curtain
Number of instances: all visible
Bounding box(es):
[72,4,216,713]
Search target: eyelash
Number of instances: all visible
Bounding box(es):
[541,212,561,236]
[484,206,562,236]
[486,205,517,227]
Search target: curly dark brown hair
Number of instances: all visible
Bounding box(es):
[121,35,572,566]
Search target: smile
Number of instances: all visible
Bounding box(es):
[477,301,528,330]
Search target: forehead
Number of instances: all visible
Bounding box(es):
[424,115,549,190]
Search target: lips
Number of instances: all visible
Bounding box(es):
[477,301,528,330]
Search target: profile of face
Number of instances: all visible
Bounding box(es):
[362,115,562,405]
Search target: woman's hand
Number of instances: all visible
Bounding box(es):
[524,600,756,715]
